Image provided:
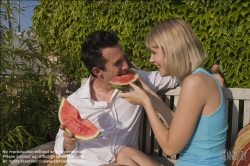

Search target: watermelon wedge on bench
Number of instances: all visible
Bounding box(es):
[58,98,100,140]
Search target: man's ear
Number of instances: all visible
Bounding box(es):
[92,67,103,77]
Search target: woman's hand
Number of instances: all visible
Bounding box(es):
[135,77,154,94]
[119,79,151,107]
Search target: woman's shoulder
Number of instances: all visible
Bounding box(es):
[182,73,207,90]
[181,72,219,103]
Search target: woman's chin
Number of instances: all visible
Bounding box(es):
[159,71,167,77]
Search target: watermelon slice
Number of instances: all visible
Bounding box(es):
[58,98,100,140]
[109,69,139,91]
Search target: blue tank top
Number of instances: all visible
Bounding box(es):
[175,67,228,166]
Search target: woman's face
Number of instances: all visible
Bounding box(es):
[149,47,167,77]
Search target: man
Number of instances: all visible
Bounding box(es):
[54,30,223,165]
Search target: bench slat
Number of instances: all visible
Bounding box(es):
[165,96,171,106]
[243,100,250,126]
[138,111,145,151]
[153,137,160,156]
[173,96,179,111]
[231,100,240,146]
[145,117,152,154]
[224,88,250,100]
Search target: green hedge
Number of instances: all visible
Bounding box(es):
[32,0,250,88]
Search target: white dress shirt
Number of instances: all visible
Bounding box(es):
[54,69,179,166]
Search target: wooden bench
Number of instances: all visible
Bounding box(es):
[9,87,250,166]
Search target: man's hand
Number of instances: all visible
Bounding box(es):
[209,64,224,87]
[60,124,79,153]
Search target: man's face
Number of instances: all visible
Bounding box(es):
[101,44,129,82]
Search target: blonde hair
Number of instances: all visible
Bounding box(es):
[145,18,207,78]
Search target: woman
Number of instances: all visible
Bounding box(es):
[118,18,228,166]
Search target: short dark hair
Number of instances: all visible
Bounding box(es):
[81,30,119,77]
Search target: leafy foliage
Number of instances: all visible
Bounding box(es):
[32,0,250,88]
[1,2,60,164]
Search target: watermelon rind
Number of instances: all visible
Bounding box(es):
[58,98,101,140]
[65,128,100,140]
[109,69,139,91]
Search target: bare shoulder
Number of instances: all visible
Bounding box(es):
[182,73,207,90]
[178,73,210,115]
[181,72,218,105]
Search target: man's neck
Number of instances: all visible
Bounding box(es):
[90,78,115,103]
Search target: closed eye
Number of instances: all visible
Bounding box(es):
[114,60,122,66]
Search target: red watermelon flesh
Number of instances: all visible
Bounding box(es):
[109,69,139,90]
[58,98,100,140]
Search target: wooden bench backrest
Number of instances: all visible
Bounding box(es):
[138,87,250,160]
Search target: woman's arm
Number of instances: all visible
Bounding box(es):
[120,74,207,156]
[136,77,173,128]
[148,75,207,155]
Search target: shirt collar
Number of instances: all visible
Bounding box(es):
[80,76,94,99]
[80,76,120,102]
